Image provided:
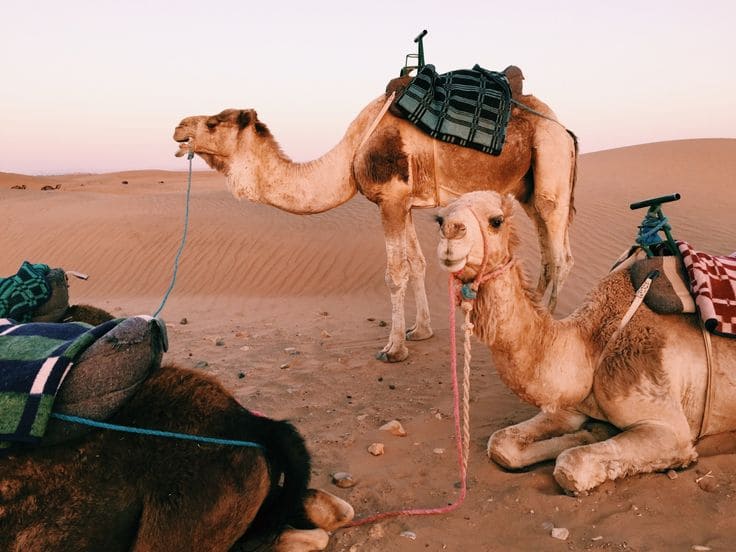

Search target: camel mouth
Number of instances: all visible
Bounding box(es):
[440,258,467,272]
[174,138,192,158]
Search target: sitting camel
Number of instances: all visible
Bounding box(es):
[0,361,353,550]
[435,191,736,494]
[173,70,577,362]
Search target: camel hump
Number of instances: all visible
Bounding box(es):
[503,65,524,98]
[386,75,413,118]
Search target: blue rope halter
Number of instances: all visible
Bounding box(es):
[51,412,265,449]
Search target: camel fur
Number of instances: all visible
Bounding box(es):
[0,362,353,551]
[435,191,736,494]
[173,71,577,363]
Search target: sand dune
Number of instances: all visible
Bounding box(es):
[1,138,736,550]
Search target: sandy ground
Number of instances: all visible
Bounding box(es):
[2,138,736,551]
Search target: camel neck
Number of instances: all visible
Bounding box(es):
[224,97,387,215]
[471,264,591,409]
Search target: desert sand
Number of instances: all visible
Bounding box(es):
[1,138,736,551]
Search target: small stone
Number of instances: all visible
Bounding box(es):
[378,320,387,327]
[400,531,417,540]
[691,546,712,551]
[284,347,297,353]
[215,338,225,346]
[320,329,332,338]
[667,470,678,480]
[433,448,445,455]
[388,384,396,390]
[331,472,356,488]
[368,443,385,456]
[551,527,569,540]
[194,360,208,369]
[237,372,245,379]
[379,420,407,437]
[234,331,247,338]
[240,345,251,351]
[591,536,603,541]
[541,521,554,531]
[280,363,290,370]
[698,477,718,492]
[179,317,188,325]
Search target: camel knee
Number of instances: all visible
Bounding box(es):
[302,489,354,532]
[553,446,610,494]
[384,266,409,293]
[487,428,528,469]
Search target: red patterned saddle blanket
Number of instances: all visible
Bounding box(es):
[678,240,736,338]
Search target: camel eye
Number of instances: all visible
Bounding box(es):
[489,216,504,229]
[205,119,218,130]
[434,215,444,226]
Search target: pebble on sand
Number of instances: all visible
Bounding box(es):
[331,472,356,488]
[551,527,569,540]
[379,420,407,437]
[368,443,385,456]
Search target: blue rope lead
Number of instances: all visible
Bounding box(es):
[152,151,194,318]
[51,412,265,449]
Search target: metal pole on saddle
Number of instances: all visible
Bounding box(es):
[630,193,681,257]
[400,29,428,76]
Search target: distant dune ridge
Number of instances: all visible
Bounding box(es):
[2,138,736,550]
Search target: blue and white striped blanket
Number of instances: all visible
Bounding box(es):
[0,318,121,447]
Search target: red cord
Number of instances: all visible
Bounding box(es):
[345,273,467,527]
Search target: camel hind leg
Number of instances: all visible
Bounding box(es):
[526,124,576,310]
[132,453,271,552]
[405,213,433,341]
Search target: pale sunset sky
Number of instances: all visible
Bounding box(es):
[1,0,734,174]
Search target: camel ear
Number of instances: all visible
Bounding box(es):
[237,110,252,129]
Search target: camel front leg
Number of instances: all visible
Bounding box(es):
[376,201,411,362]
[405,213,433,341]
[487,409,610,469]
[553,420,698,495]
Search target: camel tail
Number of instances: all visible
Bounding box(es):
[245,414,312,536]
[567,129,579,222]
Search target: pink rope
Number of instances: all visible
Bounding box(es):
[345,274,467,527]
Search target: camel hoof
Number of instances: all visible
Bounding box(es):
[375,346,409,363]
[406,327,433,341]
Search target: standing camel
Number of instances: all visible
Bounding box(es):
[173,79,577,362]
[434,191,736,494]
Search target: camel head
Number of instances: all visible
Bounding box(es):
[173,109,271,173]
[435,191,517,282]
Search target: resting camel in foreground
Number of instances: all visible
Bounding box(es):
[435,191,736,494]
[0,314,353,551]
[173,70,577,362]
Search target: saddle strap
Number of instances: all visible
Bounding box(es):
[698,320,715,438]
